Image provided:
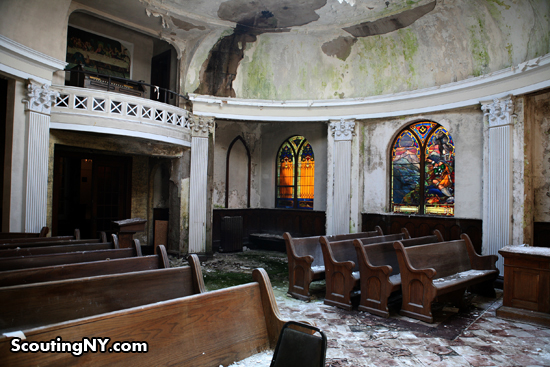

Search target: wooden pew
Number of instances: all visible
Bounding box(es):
[393,233,499,323]
[0,254,203,333]
[0,241,141,271]
[0,268,299,367]
[0,226,49,239]
[320,231,410,310]
[0,230,107,250]
[0,241,118,257]
[0,245,170,287]
[353,230,444,317]
[284,227,384,301]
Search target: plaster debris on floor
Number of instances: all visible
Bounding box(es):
[172,250,550,367]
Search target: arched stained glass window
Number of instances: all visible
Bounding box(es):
[391,122,455,216]
[276,136,314,209]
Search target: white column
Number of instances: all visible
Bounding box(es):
[327,118,355,235]
[22,80,58,232]
[481,96,514,273]
[188,115,214,253]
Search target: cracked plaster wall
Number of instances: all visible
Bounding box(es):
[189,0,549,100]
[213,121,262,208]
[531,92,550,223]
[360,107,484,219]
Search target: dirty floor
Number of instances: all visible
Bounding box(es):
[171,250,550,367]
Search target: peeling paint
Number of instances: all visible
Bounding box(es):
[217,0,326,30]
[343,1,436,37]
[195,26,257,97]
[170,16,206,31]
[321,36,357,61]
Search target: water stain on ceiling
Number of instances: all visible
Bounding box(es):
[217,0,328,30]
[196,0,437,97]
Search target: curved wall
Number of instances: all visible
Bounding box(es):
[187,0,549,101]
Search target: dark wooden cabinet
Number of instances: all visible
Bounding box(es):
[497,246,550,326]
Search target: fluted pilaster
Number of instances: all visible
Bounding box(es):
[22,80,58,232]
[481,96,514,273]
[188,115,214,253]
[328,118,355,235]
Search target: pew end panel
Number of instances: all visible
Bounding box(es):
[352,235,439,318]
[460,233,498,271]
[188,253,206,294]
[0,268,291,367]
[320,236,359,311]
[284,232,324,301]
[353,239,396,318]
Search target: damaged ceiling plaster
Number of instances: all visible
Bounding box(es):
[73,0,438,97]
[196,0,436,97]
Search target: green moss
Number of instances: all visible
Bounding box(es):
[485,0,511,10]
[468,18,491,77]
[399,29,419,88]
[505,43,513,66]
[242,39,277,99]
[298,67,308,92]
[203,251,289,291]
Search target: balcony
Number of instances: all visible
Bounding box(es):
[50,79,191,147]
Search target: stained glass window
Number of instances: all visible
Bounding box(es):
[391,122,454,216]
[276,136,314,209]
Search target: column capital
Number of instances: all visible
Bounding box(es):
[481,96,515,128]
[329,118,356,141]
[189,115,214,137]
[22,80,59,115]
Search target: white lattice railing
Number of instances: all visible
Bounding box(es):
[52,86,190,130]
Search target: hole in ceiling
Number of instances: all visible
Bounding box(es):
[261,10,274,18]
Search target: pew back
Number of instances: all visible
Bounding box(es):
[0,268,287,367]
[0,242,116,257]
[358,233,442,276]
[0,255,203,333]
[0,245,169,287]
[401,240,472,279]
[0,246,141,272]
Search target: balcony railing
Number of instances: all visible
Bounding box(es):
[52,85,190,131]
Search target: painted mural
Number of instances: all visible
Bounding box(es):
[66,26,132,78]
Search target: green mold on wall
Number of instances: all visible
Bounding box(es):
[241,39,277,99]
[469,18,491,77]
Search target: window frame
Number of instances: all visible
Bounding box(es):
[275,136,314,210]
[390,121,455,216]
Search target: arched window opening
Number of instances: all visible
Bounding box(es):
[276,136,315,209]
[391,122,455,216]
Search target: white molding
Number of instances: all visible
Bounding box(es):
[190,53,550,121]
[49,122,191,147]
[0,63,50,85]
[0,35,67,74]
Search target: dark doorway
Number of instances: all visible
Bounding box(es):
[52,147,132,238]
[150,50,171,103]
[0,78,7,228]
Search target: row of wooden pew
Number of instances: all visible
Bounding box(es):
[285,227,499,323]
[0,229,305,366]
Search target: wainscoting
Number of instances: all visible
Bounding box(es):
[213,208,326,251]
[362,213,483,255]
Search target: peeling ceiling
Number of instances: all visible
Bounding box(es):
[74,0,436,34]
